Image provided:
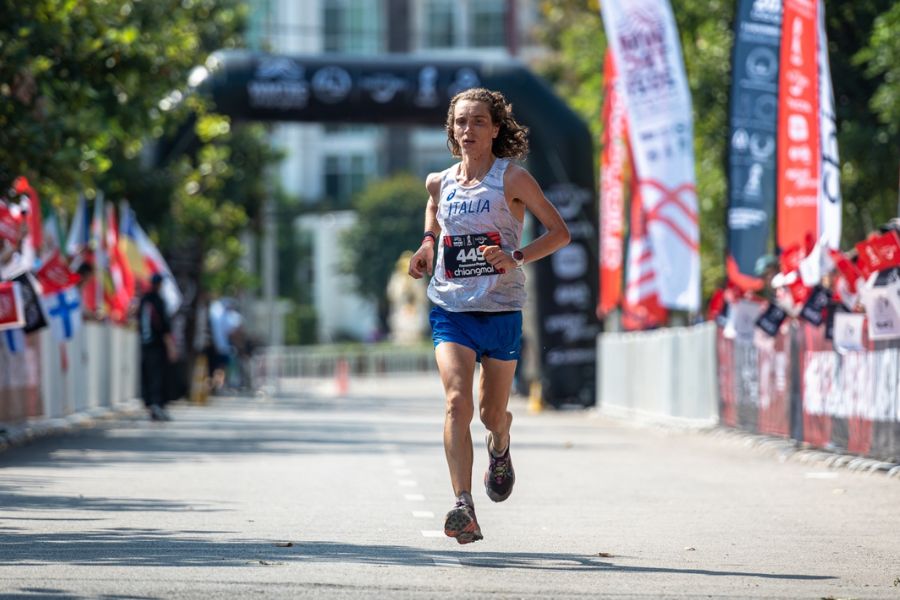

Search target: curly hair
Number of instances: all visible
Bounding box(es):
[445,88,529,160]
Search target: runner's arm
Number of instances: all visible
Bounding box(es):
[408,173,442,279]
[481,165,570,272]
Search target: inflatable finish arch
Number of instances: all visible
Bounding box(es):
[192,50,599,407]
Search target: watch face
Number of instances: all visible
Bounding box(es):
[513,250,524,261]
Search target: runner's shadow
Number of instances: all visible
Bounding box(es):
[0,531,836,581]
[285,541,836,580]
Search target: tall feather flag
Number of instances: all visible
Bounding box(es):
[598,50,627,317]
[120,203,182,315]
[622,143,668,331]
[600,0,701,312]
[816,0,841,249]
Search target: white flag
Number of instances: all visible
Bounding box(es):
[600,0,700,311]
[832,312,865,354]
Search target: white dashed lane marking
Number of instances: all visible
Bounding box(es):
[421,530,444,538]
[412,511,434,519]
[398,479,417,487]
[404,493,426,501]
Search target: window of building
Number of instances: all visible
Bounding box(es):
[322,0,385,53]
[423,0,456,49]
[470,0,506,48]
[324,153,374,206]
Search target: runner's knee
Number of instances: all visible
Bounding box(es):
[445,392,474,423]
[479,404,507,431]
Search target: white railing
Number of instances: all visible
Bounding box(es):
[597,321,718,425]
[0,323,138,431]
[251,344,437,389]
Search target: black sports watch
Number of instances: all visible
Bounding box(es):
[512,249,525,269]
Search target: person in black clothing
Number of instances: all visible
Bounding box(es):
[139,273,176,421]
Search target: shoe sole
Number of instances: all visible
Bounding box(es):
[444,507,483,544]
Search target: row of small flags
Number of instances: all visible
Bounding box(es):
[0,177,181,353]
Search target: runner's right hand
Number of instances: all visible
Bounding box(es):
[408,244,434,279]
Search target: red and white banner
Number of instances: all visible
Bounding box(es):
[622,160,667,331]
[600,0,700,312]
[777,0,820,251]
[816,0,841,248]
[598,51,627,316]
[0,281,25,331]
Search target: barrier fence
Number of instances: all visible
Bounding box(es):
[251,344,438,393]
[0,323,138,435]
[718,321,900,462]
[597,322,719,425]
[598,319,900,463]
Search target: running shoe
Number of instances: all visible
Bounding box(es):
[443,497,483,544]
[484,433,515,502]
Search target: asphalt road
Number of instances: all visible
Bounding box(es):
[1,375,898,599]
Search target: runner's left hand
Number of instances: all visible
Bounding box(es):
[478,245,508,274]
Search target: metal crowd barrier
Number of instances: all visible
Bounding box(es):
[251,344,438,391]
[718,321,900,463]
[596,322,719,425]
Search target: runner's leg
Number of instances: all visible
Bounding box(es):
[479,356,517,453]
[435,342,477,496]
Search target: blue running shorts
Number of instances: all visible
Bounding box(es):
[429,306,522,362]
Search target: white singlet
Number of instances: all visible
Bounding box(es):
[427,158,526,312]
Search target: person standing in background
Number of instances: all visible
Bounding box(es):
[139,273,176,421]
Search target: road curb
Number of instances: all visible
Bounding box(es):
[0,400,145,456]
[704,427,900,479]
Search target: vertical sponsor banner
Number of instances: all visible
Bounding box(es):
[621,160,668,331]
[777,0,820,251]
[816,0,841,248]
[599,51,627,316]
[726,0,782,285]
[600,0,701,312]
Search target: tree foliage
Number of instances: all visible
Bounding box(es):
[536,0,900,297]
[0,0,281,298]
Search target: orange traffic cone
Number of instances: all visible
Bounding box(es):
[335,358,350,395]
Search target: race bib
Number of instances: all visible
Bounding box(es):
[443,232,502,279]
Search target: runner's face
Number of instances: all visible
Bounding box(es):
[453,100,498,156]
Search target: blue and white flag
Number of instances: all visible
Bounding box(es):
[44,287,83,342]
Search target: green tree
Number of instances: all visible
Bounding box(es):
[0,0,245,199]
[341,174,427,331]
[1,0,283,361]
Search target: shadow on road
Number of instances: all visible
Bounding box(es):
[0,531,836,582]
[0,397,624,472]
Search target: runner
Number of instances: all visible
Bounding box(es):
[408,88,570,544]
